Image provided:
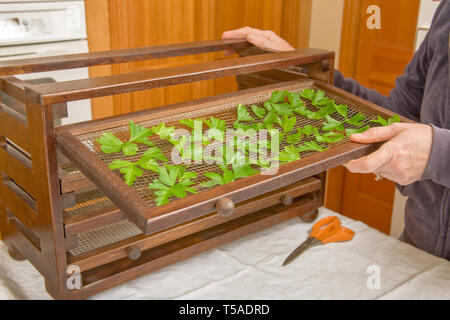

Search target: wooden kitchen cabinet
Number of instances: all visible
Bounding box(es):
[84,0,312,119]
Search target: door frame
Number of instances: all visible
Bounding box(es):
[324,0,363,212]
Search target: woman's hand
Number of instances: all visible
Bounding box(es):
[222,26,295,53]
[344,123,433,185]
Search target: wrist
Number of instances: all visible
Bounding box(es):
[421,125,450,187]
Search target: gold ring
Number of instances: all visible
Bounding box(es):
[375,172,383,181]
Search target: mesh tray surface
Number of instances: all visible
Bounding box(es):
[73,85,379,208]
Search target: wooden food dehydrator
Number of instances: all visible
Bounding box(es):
[0,40,401,299]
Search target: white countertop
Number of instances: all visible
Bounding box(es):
[1,207,449,300]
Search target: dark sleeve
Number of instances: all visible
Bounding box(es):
[333,29,431,122]
[422,126,450,188]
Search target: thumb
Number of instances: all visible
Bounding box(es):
[350,123,407,143]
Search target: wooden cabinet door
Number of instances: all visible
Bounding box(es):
[326,0,420,234]
[85,0,312,119]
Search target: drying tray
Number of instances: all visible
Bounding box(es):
[56,79,406,235]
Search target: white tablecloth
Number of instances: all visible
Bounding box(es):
[0,207,449,300]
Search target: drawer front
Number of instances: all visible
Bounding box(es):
[65,177,322,272]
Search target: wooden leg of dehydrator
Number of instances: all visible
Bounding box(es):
[8,243,25,261]
[299,209,319,223]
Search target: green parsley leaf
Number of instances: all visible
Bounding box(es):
[270,90,288,103]
[286,129,303,144]
[297,141,329,153]
[108,159,144,186]
[97,121,153,155]
[287,92,303,107]
[109,159,134,170]
[387,114,401,125]
[279,145,301,163]
[300,88,315,100]
[251,105,267,119]
[96,132,124,154]
[370,115,388,126]
[120,166,144,186]
[121,142,139,156]
[318,102,336,115]
[277,116,297,133]
[268,128,285,145]
[335,104,348,119]
[300,125,316,136]
[152,123,176,140]
[315,131,345,143]
[142,146,168,162]
[149,165,198,206]
[200,172,225,188]
[271,102,294,116]
[200,163,257,188]
[128,120,153,146]
[234,121,264,131]
[237,104,255,122]
[347,113,366,126]
[137,157,159,173]
[264,101,273,112]
[263,110,280,129]
[204,117,226,132]
[345,125,370,137]
[179,118,204,129]
[311,90,326,105]
[371,114,401,127]
[322,115,345,131]
[232,163,258,179]
[315,97,334,107]
[293,104,312,117]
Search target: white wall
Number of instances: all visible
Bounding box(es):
[308,0,344,69]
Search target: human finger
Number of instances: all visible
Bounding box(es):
[223,49,236,56]
[344,142,395,174]
[350,123,408,143]
[247,33,275,51]
[222,27,272,40]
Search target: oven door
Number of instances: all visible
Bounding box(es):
[0,40,92,125]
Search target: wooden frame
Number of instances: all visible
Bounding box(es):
[0,39,396,299]
[56,78,402,235]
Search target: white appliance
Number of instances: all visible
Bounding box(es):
[390,0,440,238]
[0,0,92,125]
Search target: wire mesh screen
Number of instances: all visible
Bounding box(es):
[69,219,142,256]
[72,85,379,209]
[64,188,113,216]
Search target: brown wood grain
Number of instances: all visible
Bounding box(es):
[0,40,252,76]
[86,0,312,118]
[0,146,36,198]
[2,181,37,228]
[24,97,69,298]
[0,105,30,153]
[64,176,320,242]
[27,49,333,105]
[70,197,321,298]
[0,36,339,299]
[67,178,322,271]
